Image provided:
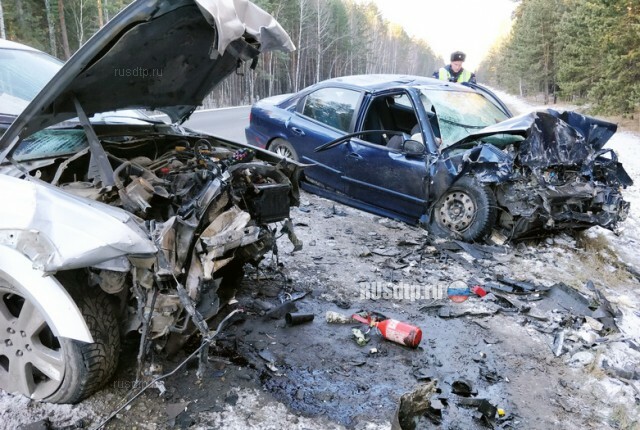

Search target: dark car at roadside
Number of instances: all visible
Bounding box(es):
[246,74,632,242]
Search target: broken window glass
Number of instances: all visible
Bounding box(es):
[419,89,509,147]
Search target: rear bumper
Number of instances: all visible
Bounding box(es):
[245,126,269,149]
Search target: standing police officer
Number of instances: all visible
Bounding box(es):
[434,51,476,83]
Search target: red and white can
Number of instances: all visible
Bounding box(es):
[375,319,422,348]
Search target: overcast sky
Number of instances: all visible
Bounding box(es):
[371,0,517,70]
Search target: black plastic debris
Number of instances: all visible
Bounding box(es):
[412,368,437,381]
[225,392,239,405]
[277,290,309,303]
[264,301,298,320]
[496,275,550,293]
[174,410,195,429]
[492,292,530,312]
[545,282,593,315]
[451,379,477,397]
[590,283,620,331]
[457,397,484,406]
[485,282,515,294]
[165,402,190,427]
[285,312,314,326]
[333,298,351,309]
[477,399,498,420]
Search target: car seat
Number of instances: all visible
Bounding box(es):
[387,134,404,150]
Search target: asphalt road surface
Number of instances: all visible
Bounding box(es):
[182,106,251,143]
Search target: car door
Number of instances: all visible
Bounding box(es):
[342,91,428,221]
[285,86,362,193]
[342,139,428,221]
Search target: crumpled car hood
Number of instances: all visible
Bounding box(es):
[0,0,294,160]
[446,109,617,168]
[0,174,157,271]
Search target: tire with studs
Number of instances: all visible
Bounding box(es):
[0,270,120,404]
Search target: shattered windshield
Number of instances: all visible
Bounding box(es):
[419,88,509,147]
[12,129,88,161]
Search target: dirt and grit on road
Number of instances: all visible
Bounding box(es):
[2,95,639,430]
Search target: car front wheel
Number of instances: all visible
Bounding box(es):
[0,272,119,404]
[269,138,299,161]
[430,177,497,242]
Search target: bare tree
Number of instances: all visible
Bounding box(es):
[44,0,57,54]
[70,0,86,49]
[314,0,329,82]
[103,0,110,22]
[293,0,312,92]
[97,0,104,27]
[58,0,71,58]
[0,0,5,39]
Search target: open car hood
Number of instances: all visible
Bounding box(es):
[0,0,293,160]
[445,109,617,167]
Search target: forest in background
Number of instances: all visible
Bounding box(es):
[478,0,639,116]
[0,0,441,108]
[2,0,638,116]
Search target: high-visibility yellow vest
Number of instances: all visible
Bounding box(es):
[438,67,473,83]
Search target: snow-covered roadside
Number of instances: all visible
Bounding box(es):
[494,89,640,341]
[3,89,639,430]
[493,90,640,414]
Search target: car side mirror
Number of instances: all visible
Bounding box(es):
[403,139,426,156]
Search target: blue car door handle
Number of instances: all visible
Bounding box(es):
[290,127,305,136]
[347,152,363,161]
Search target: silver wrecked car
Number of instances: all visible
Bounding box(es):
[0,0,300,403]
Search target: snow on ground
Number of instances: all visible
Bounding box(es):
[495,88,640,384]
[3,90,640,430]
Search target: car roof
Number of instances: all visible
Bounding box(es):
[315,74,455,92]
[0,39,41,52]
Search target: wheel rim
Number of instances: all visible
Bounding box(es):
[273,144,293,159]
[0,278,66,400]
[435,190,477,233]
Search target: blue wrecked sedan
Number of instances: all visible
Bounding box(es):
[246,75,632,242]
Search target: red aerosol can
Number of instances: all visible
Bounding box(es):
[352,313,422,348]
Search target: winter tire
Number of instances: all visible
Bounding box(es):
[430,176,497,242]
[0,271,120,404]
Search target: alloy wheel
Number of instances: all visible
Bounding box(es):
[0,280,66,400]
